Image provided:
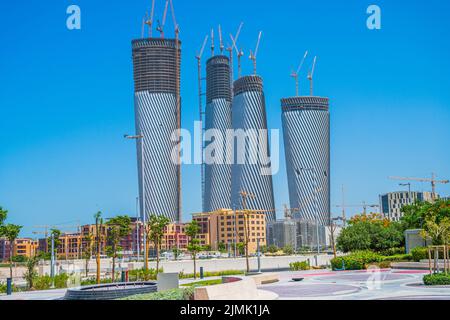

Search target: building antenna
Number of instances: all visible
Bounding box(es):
[230,23,244,78]
[196,35,209,212]
[249,31,262,75]
[291,50,308,96]
[307,56,317,96]
[156,0,169,39]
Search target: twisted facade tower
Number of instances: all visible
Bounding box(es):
[132,38,181,222]
[204,55,233,212]
[231,75,276,221]
[281,96,330,226]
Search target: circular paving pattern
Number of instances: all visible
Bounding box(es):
[377,295,450,300]
[262,283,361,298]
[312,273,412,283]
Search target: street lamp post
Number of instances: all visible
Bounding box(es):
[124,134,147,269]
[256,237,261,273]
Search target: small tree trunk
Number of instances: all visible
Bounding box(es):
[96,240,101,284]
[156,240,160,274]
[85,259,89,278]
[112,255,116,282]
[193,255,197,280]
[145,236,150,271]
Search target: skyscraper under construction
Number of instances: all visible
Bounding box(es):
[281,96,330,226]
[231,75,276,221]
[204,55,233,212]
[131,34,181,222]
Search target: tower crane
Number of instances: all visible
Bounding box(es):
[307,56,317,96]
[334,202,380,216]
[249,31,262,75]
[291,51,308,96]
[196,34,208,211]
[169,0,179,38]
[218,25,224,55]
[226,22,243,86]
[143,0,156,38]
[210,28,215,56]
[230,22,244,78]
[156,0,169,38]
[389,173,449,200]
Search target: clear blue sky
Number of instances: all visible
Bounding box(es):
[1,0,449,237]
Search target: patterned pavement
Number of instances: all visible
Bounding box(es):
[259,269,450,300]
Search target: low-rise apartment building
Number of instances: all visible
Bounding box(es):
[193,209,266,254]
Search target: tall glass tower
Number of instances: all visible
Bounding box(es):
[131,38,181,223]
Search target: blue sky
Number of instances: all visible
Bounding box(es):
[0,0,449,237]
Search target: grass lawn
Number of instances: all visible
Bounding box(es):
[180,279,222,287]
[119,278,223,300]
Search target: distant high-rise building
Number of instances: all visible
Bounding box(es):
[204,55,232,212]
[131,38,181,223]
[379,191,434,221]
[231,75,276,221]
[281,96,330,226]
[267,218,326,250]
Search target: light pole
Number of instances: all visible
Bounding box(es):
[124,134,147,269]
[50,233,55,288]
[296,167,321,255]
[399,183,412,205]
[256,237,261,273]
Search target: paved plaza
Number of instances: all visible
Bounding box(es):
[259,269,450,300]
[1,269,450,300]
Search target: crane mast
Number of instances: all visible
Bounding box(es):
[389,173,449,200]
[307,56,317,96]
[249,31,262,75]
[291,50,308,96]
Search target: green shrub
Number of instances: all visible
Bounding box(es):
[180,279,222,287]
[119,287,195,300]
[331,251,382,270]
[411,247,444,262]
[379,247,405,256]
[423,273,450,286]
[0,282,20,293]
[54,274,70,289]
[381,254,413,262]
[289,261,310,271]
[33,275,52,290]
[178,270,244,279]
[128,268,163,281]
[80,277,113,286]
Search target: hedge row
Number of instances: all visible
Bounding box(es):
[423,273,450,286]
[331,251,413,270]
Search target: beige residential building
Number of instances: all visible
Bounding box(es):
[193,209,266,254]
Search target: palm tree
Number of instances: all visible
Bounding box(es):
[24,255,39,290]
[106,215,131,282]
[94,211,104,284]
[148,215,170,274]
[185,221,201,279]
[0,206,7,226]
[2,224,22,279]
[81,233,93,278]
